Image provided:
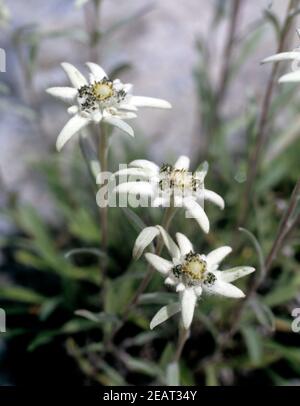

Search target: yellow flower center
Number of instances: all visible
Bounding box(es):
[92,82,113,101]
[159,164,201,193]
[181,253,207,281]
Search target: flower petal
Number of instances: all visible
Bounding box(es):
[114,181,154,197]
[145,253,173,275]
[194,285,203,296]
[218,266,255,283]
[176,283,185,292]
[202,189,225,209]
[183,197,210,233]
[56,114,89,151]
[133,226,160,259]
[206,246,232,267]
[165,276,177,286]
[119,103,138,112]
[113,167,152,179]
[180,288,197,329]
[129,95,171,109]
[103,116,134,137]
[46,87,77,102]
[67,105,79,115]
[205,280,245,298]
[156,225,180,259]
[114,111,137,120]
[261,52,300,64]
[279,70,300,83]
[174,155,190,170]
[150,302,181,330]
[176,233,193,256]
[61,62,88,88]
[129,159,159,173]
[86,62,107,82]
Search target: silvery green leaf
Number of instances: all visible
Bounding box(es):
[75,309,118,324]
[138,292,177,305]
[150,302,181,330]
[241,325,263,366]
[239,227,265,280]
[133,226,159,259]
[250,297,275,332]
[119,353,162,378]
[122,207,148,233]
[65,247,106,260]
[166,362,180,386]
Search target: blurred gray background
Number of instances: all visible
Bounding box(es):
[0,0,292,229]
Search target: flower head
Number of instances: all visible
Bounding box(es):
[143,229,255,330]
[113,156,224,233]
[47,62,171,150]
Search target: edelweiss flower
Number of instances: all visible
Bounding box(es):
[47,62,171,150]
[113,156,224,233]
[141,228,255,330]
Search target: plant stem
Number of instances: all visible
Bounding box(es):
[99,122,109,274]
[173,327,189,363]
[216,0,241,106]
[264,178,300,273]
[237,0,297,227]
[84,0,102,62]
[201,0,242,158]
[226,178,300,339]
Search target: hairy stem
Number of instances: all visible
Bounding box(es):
[173,327,190,363]
[99,123,109,275]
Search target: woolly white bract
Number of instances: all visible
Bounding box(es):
[47,62,171,150]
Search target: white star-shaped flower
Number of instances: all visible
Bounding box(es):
[139,228,255,330]
[46,62,171,150]
[113,156,224,233]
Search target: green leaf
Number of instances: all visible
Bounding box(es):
[0,286,46,304]
[241,325,263,366]
[138,292,177,305]
[120,352,162,378]
[28,319,96,351]
[121,207,149,234]
[123,331,158,348]
[39,297,62,321]
[75,309,119,324]
[264,276,300,307]
[250,297,275,331]
[239,227,265,278]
